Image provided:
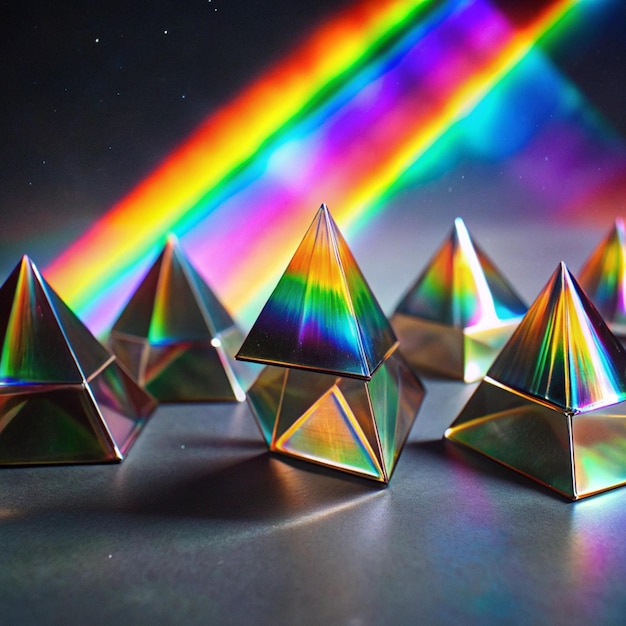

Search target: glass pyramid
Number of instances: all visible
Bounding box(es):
[578,218,626,339]
[237,204,397,379]
[0,256,156,465]
[446,262,626,500]
[109,236,258,402]
[391,217,527,382]
[238,204,424,483]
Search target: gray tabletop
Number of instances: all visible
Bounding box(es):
[2,377,625,625]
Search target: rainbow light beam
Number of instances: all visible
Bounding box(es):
[45,0,438,327]
[45,0,616,337]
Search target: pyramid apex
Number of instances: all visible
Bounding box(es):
[18,255,37,275]
[612,218,626,248]
[550,262,581,296]
[453,216,467,231]
[451,217,476,258]
[165,233,180,248]
[556,260,570,281]
[318,203,333,225]
[8,255,44,289]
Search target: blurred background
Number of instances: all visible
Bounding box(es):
[2,0,626,334]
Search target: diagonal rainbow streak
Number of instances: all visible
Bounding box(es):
[337,0,589,224]
[45,0,438,316]
[46,0,593,336]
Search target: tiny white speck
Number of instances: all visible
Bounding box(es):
[108,554,112,559]
[42,160,46,164]
[28,182,32,186]
[181,444,186,449]
[181,94,186,99]
[164,30,168,34]
[95,38,100,43]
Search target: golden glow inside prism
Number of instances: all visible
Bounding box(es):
[110,236,258,402]
[446,263,626,500]
[0,256,156,465]
[392,218,526,382]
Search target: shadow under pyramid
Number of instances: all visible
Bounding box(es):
[0,256,156,465]
[237,204,425,484]
[446,262,626,500]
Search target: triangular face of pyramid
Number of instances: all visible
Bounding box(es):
[0,257,111,384]
[488,262,626,412]
[111,236,235,343]
[394,218,526,328]
[578,218,626,331]
[237,204,397,379]
[273,385,384,480]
